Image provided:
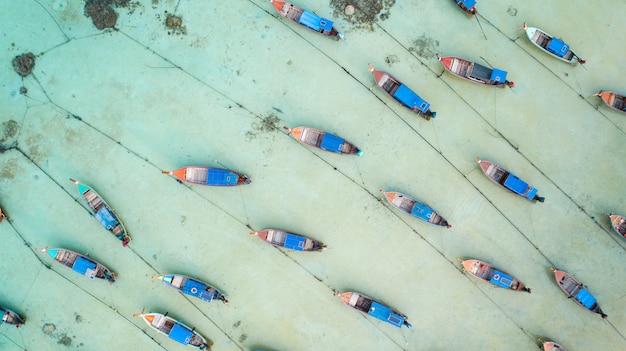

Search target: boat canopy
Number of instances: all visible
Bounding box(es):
[546,38,569,58]
[284,233,306,251]
[95,208,119,229]
[490,69,507,82]
[393,84,430,112]
[299,10,333,32]
[320,133,345,153]
[206,168,238,186]
[182,279,214,302]
[368,301,405,328]
[503,174,529,195]
[410,202,434,221]
[489,269,513,288]
[72,257,97,278]
[457,0,476,8]
[575,288,597,309]
[169,323,193,345]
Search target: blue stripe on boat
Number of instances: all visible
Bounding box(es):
[169,323,193,344]
[95,207,119,229]
[410,202,434,221]
[546,38,569,58]
[299,10,333,32]
[72,257,97,277]
[393,84,430,112]
[575,288,597,309]
[458,0,476,8]
[490,69,507,82]
[182,279,215,302]
[368,301,404,327]
[284,234,306,251]
[503,174,529,195]
[526,187,538,200]
[319,133,345,153]
[206,168,238,186]
[489,269,513,288]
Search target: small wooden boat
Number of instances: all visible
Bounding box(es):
[1,306,25,328]
[380,190,451,228]
[249,229,326,251]
[162,166,251,186]
[70,178,131,247]
[153,274,228,304]
[134,309,209,350]
[0,206,6,223]
[452,0,476,16]
[519,23,585,65]
[437,55,514,88]
[462,259,531,293]
[270,0,342,39]
[550,268,607,318]
[543,341,567,351]
[475,158,545,202]
[608,213,626,239]
[369,64,437,120]
[36,247,116,283]
[284,126,362,155]
[594,90,626,114]
[334,291,412,328]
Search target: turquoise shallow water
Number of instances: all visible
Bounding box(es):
[1,0,625,350]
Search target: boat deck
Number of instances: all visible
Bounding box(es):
[83,190,105,212]
[185,167,208,183]
[300,128,323,147]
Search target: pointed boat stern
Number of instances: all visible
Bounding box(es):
[334,291,353,306]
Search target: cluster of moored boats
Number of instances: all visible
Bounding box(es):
[2,1,624,350]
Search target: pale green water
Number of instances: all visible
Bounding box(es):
[0,0,625,350]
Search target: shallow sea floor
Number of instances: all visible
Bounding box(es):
[1,0,625,350]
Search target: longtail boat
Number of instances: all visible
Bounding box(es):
[594,90,626,114]
[1,306,25,328]
[462,259,531,293]
[162,166,251,186]
[437,54,514,88]
[334,291,412,328]
[380,190,451,227]
[452,0,476,16]
[249,229,326,251]
[270,0,342,39]
[519,23,585,65]
[608,213,626,239]
[543,341,567,351]
[368,64,437,120]
[550,268,607,318]
[475,158,544,202]
[134,309,209,350]
[284,126,362,155]
[70,178,130,247]
[37,248,116,283]
[153,274,228,304]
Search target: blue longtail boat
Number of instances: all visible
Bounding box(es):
[270,0,342,39]
[36,248,116,283]
[381,190,451,228]
[1,306,25,328]
[153,274,228,304]
[475,158,545,202]
[134,310,209,349]
[250,229,326,251]
[551,268,607,318]
[334,291,412,328]
[284,126,362,155]
[163,166,251,186]
[520,23,585,65]
[70,178,131,247]
[462,259,531,293]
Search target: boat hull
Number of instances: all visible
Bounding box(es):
[462,259,530,292]
[334,291,411,328]
[521,23,584,64]
[70,178,130,246]
[475,158,543,202]
[285,126,362,155]
[164,167,251,186]
[270,0,342,39]
[155,274,228,304]
[369,64,436,120]
[381,190,450,227]
[543,341,567,351]
[250,229,325,251]
[608,214,626,239]
[137,312,208,349]
[595,90,626,114]
[437,55,512,87]
[39,248,116,283]
[1,306,25,328]
[551,268,607,318]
